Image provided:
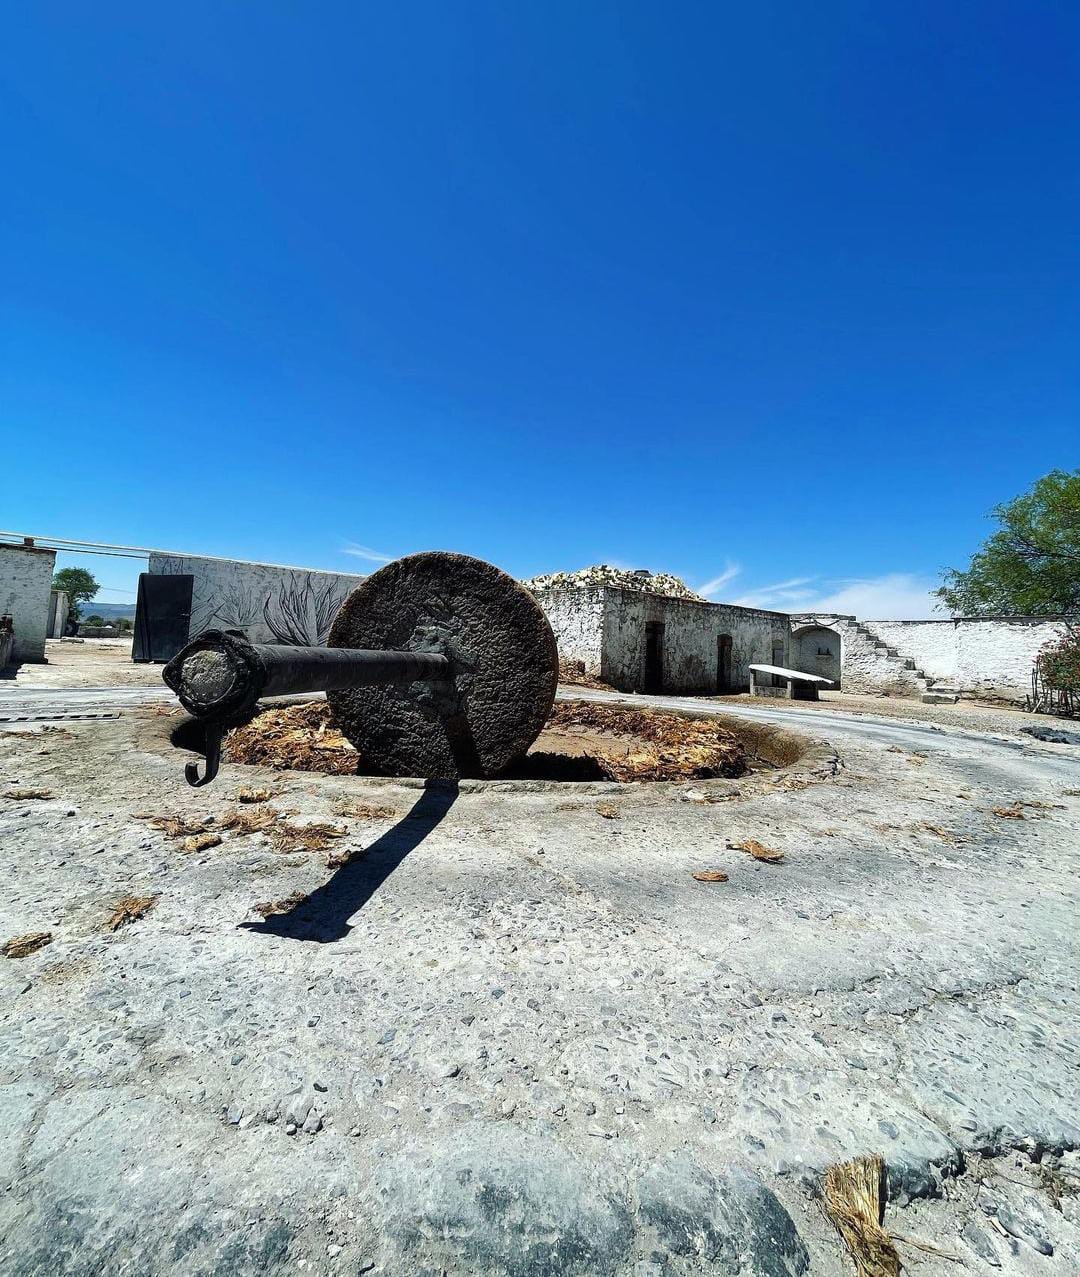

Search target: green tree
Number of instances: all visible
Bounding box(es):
[1039,631,1080,697]
[52,567,100,622]
[84,615,105,626]
[935,470,1080,617]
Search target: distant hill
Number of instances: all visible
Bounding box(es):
[80,602,136,621]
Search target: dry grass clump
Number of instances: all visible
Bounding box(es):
[184,831,223,852]
[3,931,53,958]
[222,809,280,838]
[1035,1161,1080,1210]
[338,800,398,820]
[992,802,1025,819]
[3,789,54,801]
[211,698,748,783]
[326,844,368,869]
[822,1155,900,1277]
[261,817,347,854]
[922,822,959,842]
[252,892,306,917]
[766,774,812,792]
[138,812,215,838]
[105,895,158,931]
[138,807,347,855]
[225,702,358,774]
[557,658,610,689]
[730,838,785,864]
[692,870,728,883]
[546,701,747,781]
[0,727,72,741]
[218,807,347,853]
[236,787,273,803]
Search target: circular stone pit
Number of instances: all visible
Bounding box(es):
[166,697,816,788]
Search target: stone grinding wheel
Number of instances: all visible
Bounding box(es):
[327,552,559,779]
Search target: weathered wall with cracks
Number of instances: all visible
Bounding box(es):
[0,543,56,663]
[148,554,366,646]
[536,585,789,694]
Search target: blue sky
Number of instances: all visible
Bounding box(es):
[2,2,1077,617]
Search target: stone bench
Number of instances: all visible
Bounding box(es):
[748,664,834,702]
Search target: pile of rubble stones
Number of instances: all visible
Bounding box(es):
[522,564,705,601]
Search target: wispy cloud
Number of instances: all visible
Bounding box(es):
[698,562,741,598]
[798,573,942,621]
[732,576,817,609]
[732,572,942,620]
[341,542,394,564]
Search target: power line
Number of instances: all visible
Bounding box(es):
[34,547,149,560]
[0,530,156,558]
[0,530,351,575]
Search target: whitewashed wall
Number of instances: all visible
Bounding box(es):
[605,593,788,694]
[954,618,1067,700]
[149,554,367,646]
[793,611,1068,702]
[532,587,605,673]
[536,586,788,694]
[0,544,56,662]
[868,617,1065,699]
[870,621,959,681]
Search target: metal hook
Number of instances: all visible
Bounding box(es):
[185,722,223,787]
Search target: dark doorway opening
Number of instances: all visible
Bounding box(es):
[771,638,786,688]
[644,622,665,693]
[716,634,733,693]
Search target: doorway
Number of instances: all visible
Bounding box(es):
[716,634,733,693]
[792,626,841,686]
[644,622,665,693]
[771,638,786,687]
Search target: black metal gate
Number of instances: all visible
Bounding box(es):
[132,573,194,663]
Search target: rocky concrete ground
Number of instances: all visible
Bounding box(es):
[714,688,1062,737]
[0,697,1078,1275]
[6,638,161,690]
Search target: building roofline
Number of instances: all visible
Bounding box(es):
[148,549,368,577]
[529,582,791,619]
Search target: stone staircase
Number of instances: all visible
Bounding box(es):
[795,614,959,702]
[849,620,964,701]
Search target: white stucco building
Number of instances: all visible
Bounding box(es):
[0,540,56,664]
[535,585,791,695]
